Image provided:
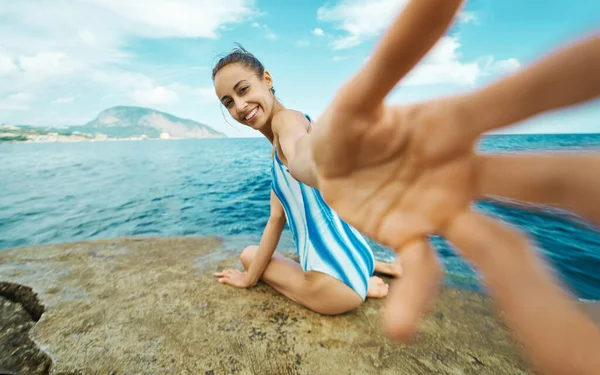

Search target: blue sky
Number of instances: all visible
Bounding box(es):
[0,0,599,137]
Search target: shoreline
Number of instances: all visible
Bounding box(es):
[1,235,599,307]
[0,136,228,144]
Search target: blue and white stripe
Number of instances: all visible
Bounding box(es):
[271,147,375,300]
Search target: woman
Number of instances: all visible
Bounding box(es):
[212,46,401,315]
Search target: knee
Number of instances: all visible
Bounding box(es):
[301,277,363,315]
[240,245,258,270]
[308,298,362,316]
[311,303,360,316]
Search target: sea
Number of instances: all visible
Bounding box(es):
[1,134,600,300]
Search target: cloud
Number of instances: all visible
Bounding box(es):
[312,28,325,36]
[89,70,181,105]
[0,54,19,76]
[457,11,478,24]
[18,52,84,80]
[9,93,36,101]
[1,1,256,63]
[399,36,521,87]
[0,0,256,104]
[154,66,209,81]
[0,92,36,111]
[132,86,179,106]
[191,87,218,99]
[251,23,278,40]
[332,35,361,50]
[169,84,216,101]
[317,0,408,50]
[53,97,76,104]
[317,0,477,50]
[401,60,480,86]
[82,0,256,39]
[487,58,521,73]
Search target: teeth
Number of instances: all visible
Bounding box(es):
[245,108,258,120]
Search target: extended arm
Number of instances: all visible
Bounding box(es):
[477,153,600,227]
[461,33,600,139]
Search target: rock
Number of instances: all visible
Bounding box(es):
[0,236,534,374]
[0,295,51,375]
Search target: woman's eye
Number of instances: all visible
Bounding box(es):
[240,86,248,94]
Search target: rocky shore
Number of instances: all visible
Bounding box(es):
[0,236,591,374]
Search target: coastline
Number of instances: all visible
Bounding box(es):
[0,236,539,374]
[0,135,226,144]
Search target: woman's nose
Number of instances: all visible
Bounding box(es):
[236,100,248,114]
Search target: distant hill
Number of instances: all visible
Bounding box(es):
[71,106,226,139]
[1,106,226,142]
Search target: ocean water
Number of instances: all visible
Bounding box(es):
[1,134,600,300]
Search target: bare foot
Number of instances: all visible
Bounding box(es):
[374,260,403,278]
[367,276,389,298]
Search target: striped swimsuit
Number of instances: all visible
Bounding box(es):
[271,115,375,300]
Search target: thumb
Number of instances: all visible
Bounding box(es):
[382,238,443,343]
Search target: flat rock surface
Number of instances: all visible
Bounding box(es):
[0,236,539,374]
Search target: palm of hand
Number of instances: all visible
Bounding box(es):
[311,98,483,341]
[312,99,479,251]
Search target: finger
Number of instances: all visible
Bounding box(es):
[463,34,600,139]
[336,0,462,112]
[382,238,444,343]
[225,270,241,278]
[444,209,600,375]
[477,153,600,227]
[214,269,234,277]
[219,276,246,288]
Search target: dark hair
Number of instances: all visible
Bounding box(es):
[212,43,275,95]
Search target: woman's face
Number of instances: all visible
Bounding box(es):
[214,63,275,130]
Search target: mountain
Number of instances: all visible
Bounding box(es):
[71,106,226,139]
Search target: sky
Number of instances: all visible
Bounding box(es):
[0,0,599,138]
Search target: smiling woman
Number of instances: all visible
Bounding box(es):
[212,46,279,132]
[210,45,403,315]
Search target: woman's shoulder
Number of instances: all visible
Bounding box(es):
[272,110,311,132]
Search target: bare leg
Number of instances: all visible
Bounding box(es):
[240,246,363,315]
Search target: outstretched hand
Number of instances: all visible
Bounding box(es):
[313,84,480,341]
[310,0,479,340]
[310,0,600,345]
